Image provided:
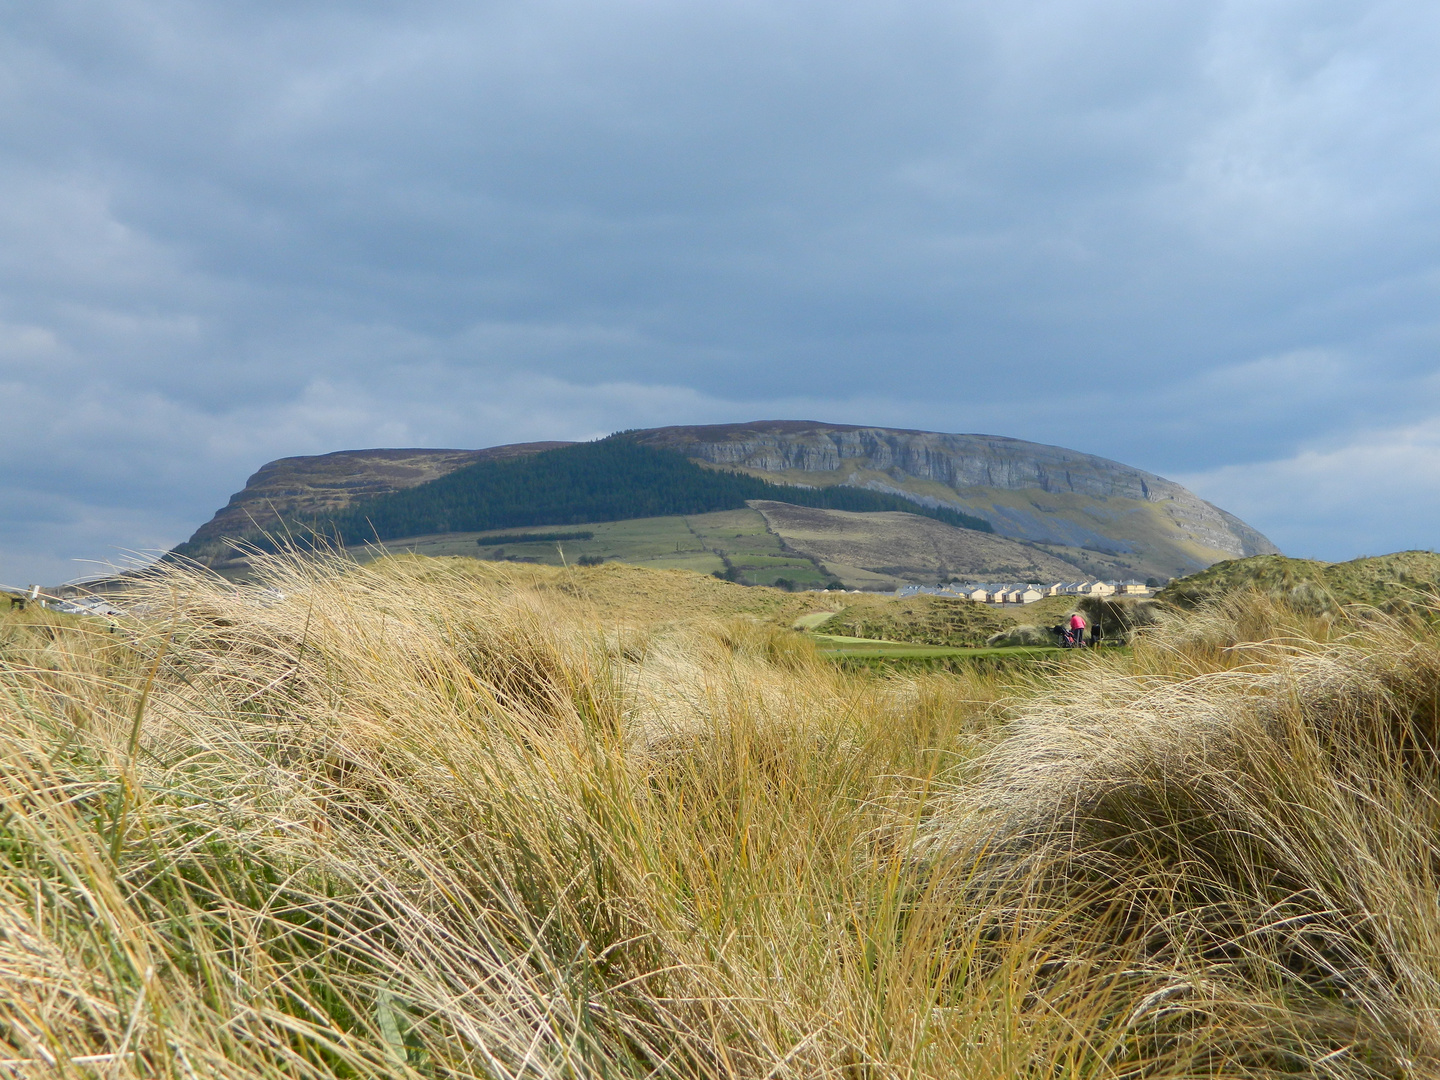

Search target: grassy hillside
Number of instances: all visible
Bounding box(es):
[723,466,1254,581]
[1160,549,1440,612]
[752,500,1084,585]
[3,552,1439,1077]
[641,419,1275,580]
[374,501,1095,593]
[375,509,836,589]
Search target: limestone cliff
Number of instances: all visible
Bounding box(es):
[635,422,1277,577]
[179,442,571,559]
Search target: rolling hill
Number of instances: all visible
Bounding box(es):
[1159,551,1440,612]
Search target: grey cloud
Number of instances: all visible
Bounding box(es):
[2,0,1440,579]
[1176,414,1440,560]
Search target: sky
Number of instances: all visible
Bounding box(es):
[3,0,1440,584]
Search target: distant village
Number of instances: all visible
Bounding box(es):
[894,579,1153,604]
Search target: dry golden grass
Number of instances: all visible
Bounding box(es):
[925,591,1440,1076]
[0,561,1437,1077]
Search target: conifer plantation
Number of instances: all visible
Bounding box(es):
[314,436,994,544]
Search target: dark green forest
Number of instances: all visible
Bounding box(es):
[316,435,993,543]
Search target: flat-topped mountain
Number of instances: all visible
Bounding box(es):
[175,422,1277,582]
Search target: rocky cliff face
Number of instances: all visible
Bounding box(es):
[635,422,1278,574]
[182,442,571,551]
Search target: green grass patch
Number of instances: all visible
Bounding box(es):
[825,594,1013,647]
[812,633,1064,659]
[378,508,843,590]
[812,632,1072,674]
[1161,550,1440,614]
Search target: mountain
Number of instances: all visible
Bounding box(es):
[174,421,1278,582]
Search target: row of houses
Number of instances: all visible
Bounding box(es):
[895,579,1151,604]
[1046,580,1152,598]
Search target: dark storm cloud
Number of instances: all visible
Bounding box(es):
[2,0,1440,580]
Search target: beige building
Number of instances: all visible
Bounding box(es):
[992,585,1044,604]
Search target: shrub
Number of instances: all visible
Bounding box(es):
[1075,595,1161,640]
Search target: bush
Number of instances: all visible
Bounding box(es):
[1075,595,1160,640]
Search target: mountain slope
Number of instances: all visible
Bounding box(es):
[750,501,1084,586]
[311,437,993,542]
[633,422,1278,577]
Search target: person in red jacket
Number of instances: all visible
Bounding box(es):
[1067,611,1087,647]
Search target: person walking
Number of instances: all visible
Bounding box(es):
[1067,611,1087,647]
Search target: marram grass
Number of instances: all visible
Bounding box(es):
[0,555,1437,1078]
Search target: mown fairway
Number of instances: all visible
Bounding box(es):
[811,631,1064,659]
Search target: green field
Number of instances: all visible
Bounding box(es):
[375,507,833,588]
[811,632,1064,660]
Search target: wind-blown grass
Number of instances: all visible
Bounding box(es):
[2,561,1439,1077]
[924,591,1440,1076]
